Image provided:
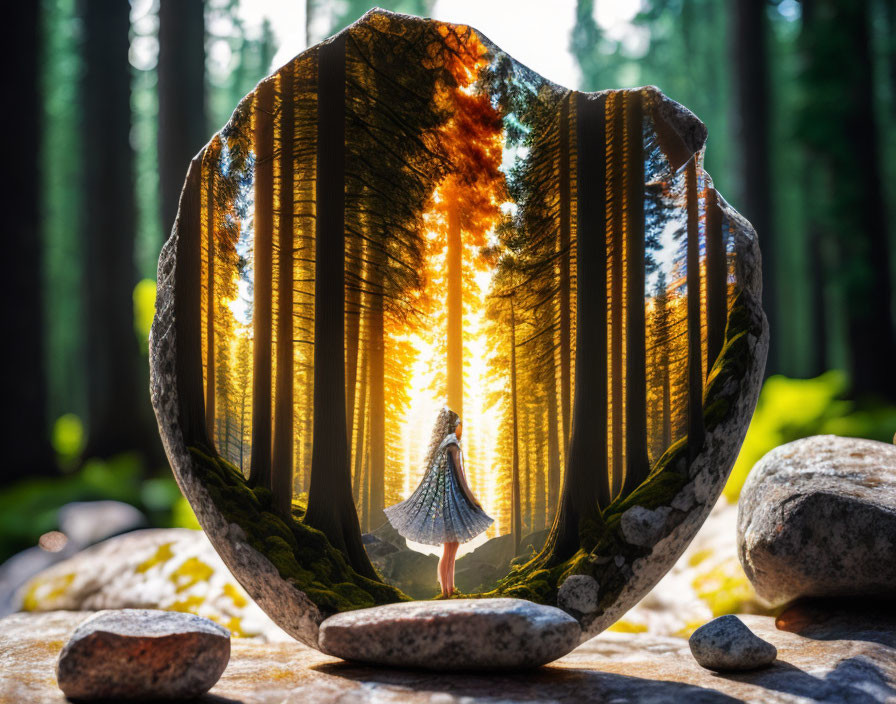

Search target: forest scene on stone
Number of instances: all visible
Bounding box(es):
[177,11,743,606]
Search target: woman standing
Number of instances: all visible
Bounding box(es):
[384,407,493,596]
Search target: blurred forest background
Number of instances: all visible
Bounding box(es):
[4,0,896,565]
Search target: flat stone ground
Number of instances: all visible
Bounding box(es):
[1,602,894,703]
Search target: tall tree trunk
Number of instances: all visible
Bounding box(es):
[733,0,774,373]
[686,159,706,461]
[446,199,463,416]
[7,1,55,482]
[248,79,274,487]
[834,0,895,398]
[509,294,521,552]
[158,0,207,238]
[608,91,625,497]
[558,93,572,451]
[537,92,608,567]
[621,90,649,496]
[352,345,368,505]
[546,350,561,521]
[271,64,295,519]
[81,0,158,461]
[174,155,211,451]
[305,35,378,580]
[367,267,386,530]
[705,188,727,368]
[345,233,362,437]
[204,152,216,442]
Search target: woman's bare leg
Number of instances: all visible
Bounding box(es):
[445,541,459,594]
[438,544,450,596]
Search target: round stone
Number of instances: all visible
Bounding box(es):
[56,609,230,700]
[557,575,600,614]
[689,614,776,671]
[318,598,581,669]
[738,435,896,605]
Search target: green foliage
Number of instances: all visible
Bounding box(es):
[724,370,896,501]
[0,452,199,563]
[51,413,85,467]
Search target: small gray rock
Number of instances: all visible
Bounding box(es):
[689,615,776,671]
[620,506,672,547]
[558,574,599,614]
[738,435,896,605]
[56,609,230,700]
[318,597,581,669]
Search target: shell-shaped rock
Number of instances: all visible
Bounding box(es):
[150,8,767,650]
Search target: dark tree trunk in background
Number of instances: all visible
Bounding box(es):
[158,0,207,238]
[835,0,896,398]
[271,64,295,519]
[686,159,706,462]
[81,0,159,461]
[509,294,521,552]
[538,92,608,567]
[546,352,561,521]
[558,94,572,453]
[6,3,55,482]
[367,268,386,531]
[799,0,896,398]
[733,0,775,373]
[621,90,649,496]
[248,79,274,488]
[305,35,378,580]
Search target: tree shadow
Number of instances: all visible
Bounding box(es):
[314,661,743,703]
[715,657,896,704]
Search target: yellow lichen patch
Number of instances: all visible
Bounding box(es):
[170,557,214,593]
[608,620,648,633]
[692,557,756,617]
[223,582,248,608]
[226,616,248,638]
[688,548,714,567]
[135,542,175,573]
[168,595,204,614]
[21,573,75,611]
[673,620,707,639]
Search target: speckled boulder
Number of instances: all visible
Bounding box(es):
[15,528,290,641]
[738,435,896,605]
[56,609,230,700]
[318,598,581,669]
[689,614,776,671]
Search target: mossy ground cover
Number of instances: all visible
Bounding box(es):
[187,447,410,613]
[486,291,761,612]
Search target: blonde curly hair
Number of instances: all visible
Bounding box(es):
[421,406,461,474]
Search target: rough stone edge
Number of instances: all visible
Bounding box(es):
[149,174,323,648]
[148,20,764,650]
[576,186,768,642]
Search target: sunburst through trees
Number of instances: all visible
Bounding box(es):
[175,10,743,603]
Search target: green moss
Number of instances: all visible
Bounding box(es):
[187,446,409,614]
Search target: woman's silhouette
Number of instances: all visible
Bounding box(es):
[384,407,493,596]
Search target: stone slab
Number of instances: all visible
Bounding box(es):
[317,598,581,670]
